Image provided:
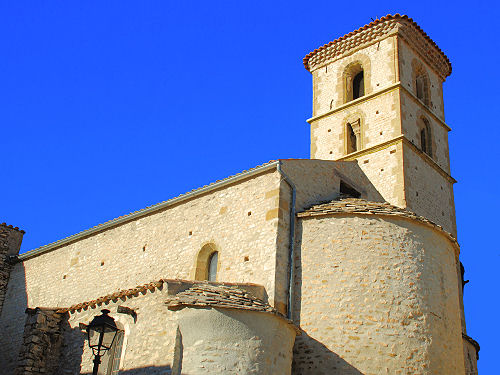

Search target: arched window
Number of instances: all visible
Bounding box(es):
[420,128,428,154]
[345,118,361,155]
[417,117,432,157]
[347,123,357,154]
[194,243,219,281]
[208,251,218,281]
[413,61,430,106]
[352,71,364,100]
[106,330,124,375]
[344,63,365,103]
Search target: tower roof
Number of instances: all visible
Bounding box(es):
[303,14,452,79]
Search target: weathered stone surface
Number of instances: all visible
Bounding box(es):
[15,308,66,375]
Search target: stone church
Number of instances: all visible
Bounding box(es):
[0,14,479,374]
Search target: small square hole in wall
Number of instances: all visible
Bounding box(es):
[328,129,331,132]
[329,151,333,154]
[380,168,384,172]
[143,245,146,252]
[376,111,379,114]
[63,275,67,280]
[380,131,383,135]
[189,231,192,236]
[390,149,396,154]
[101,261,105,266]
[363,159,369,164]
[441,186,443,190]
[244,256,249,262]
[247,211,252,216]
[416,192,419,197]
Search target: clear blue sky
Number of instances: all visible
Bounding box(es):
[1,1,497,372]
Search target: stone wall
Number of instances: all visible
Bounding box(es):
[15,308,66,375]
[293,213,464,374]
[403,142,457,236]
[311,36,397,117]
[0,168,284,373]
[310,89,401,161]
[0,223,24,315]
[398,38,445,120]
[57,280,295,374]
[1,160,345,373]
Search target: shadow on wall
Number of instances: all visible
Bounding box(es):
[333,161,385,203]
[0,261,28,373]
[293,331,364,375]
[82,365,173,374]
[291,220,363,375]
[58,319,85,374]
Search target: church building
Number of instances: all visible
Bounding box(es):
[0,14,479,374]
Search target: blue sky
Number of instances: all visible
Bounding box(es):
[1,1,498,372]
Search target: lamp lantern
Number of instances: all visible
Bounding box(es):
[86,309,119,375]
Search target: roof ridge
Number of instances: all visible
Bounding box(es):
[19,160,279,260]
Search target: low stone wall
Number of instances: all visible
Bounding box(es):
[15,308,67,375]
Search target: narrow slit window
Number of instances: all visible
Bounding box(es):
[347,123,358,154]
[416,75,425,102]
[107,330,124,375]
[208,251,218,281]
[420,128,427,154]
[352,71,364,100]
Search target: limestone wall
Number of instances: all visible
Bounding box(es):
[311,36,397,116]
[293,214,464,375]
[57,281,295,375]
[0,169,286,373]
[310,89,401,160]
[178,308,296,374]
[403,143,457,236]
[398,38,445,120]
[400,89,450,174]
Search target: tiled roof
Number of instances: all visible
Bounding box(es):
[166,283,301,333]
[20,160,279,260]
[57,279,264,314]
[57,279,167,313]
[0,222,25,234]
[297,197,458,248]
[303,14,452,78]
[166,283,276,313]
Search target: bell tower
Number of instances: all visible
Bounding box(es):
[304,14,457,236]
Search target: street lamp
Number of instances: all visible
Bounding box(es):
[87,309,119,375]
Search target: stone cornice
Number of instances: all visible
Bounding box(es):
[304,14,451,79]
[307,83,400,123]
[307,82,452,133]
[335,136,456,184]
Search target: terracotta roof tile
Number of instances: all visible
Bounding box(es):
[0,222,25,234]
[303,14,452,78]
